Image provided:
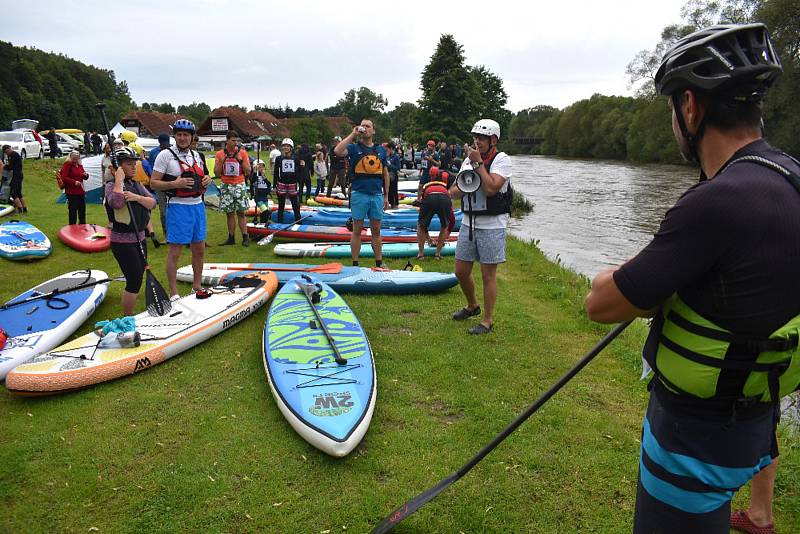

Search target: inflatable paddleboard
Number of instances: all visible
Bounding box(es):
[0,204,13,217]
[176,262,458,295]
[0,221,51,260]
[0,270,109,380]
[57,224,111,253]
[269,208,461,231]
[263,276,375,457]
[274,241,457,259]
[247,222,458,244]
[6,272,278,395]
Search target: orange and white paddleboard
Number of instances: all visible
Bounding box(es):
[5,271,278,395]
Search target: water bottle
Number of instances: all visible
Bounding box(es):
[98,331,141,349]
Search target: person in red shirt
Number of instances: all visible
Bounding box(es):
[59,150,88,225]
[214,130,251,246]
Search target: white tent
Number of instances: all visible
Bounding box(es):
[110,122,127,138]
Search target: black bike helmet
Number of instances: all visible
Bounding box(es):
[655,23,782,98]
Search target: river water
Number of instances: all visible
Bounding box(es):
[508,154,697,277]
[508,154,799,425]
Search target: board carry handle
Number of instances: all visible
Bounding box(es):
[296,275,347,365]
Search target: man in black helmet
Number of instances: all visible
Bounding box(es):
[585,24,797,533]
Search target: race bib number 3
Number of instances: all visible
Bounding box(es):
[223,160,241,177]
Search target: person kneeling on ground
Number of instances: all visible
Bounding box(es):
[105,147,156,315]
[449,119,513,335]
[416,166,452,260]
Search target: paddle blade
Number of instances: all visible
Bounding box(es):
[370,473,459,534]
[144,270,172,317]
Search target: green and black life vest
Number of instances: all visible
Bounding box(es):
[645,155,800,404]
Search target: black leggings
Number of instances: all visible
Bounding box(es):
[67,194,86,225]
[112,240,147,293]
[276,195,301,223]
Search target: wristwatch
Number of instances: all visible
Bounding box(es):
[470,160,483,170]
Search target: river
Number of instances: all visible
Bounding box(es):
[508,154,697,277]
[508,154,799,425]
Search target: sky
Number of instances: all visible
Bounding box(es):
[2,0,690,113]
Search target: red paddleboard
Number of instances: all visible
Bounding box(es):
[57,224,111,253]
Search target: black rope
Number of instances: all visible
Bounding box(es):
[287,363,362,389]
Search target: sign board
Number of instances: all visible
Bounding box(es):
[212,118,229,132]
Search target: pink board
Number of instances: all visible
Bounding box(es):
[57,224,111,253]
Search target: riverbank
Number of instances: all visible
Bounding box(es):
[1,160,798,532]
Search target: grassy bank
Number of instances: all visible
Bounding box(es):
[1,159,798,533]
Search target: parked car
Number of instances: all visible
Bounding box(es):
[57,132,83,152]
[196,141,213,151]
[42,140,75,158]
[0,130,43,159]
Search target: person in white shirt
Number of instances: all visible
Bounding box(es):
[448,119,513,335]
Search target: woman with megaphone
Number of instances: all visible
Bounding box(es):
[449,119,513,335]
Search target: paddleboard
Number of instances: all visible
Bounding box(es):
[0,270,109,380]
[0,220,51,260]
[269,208,461,231]
[274,241,457,259]
[247,222,458,244]
[0,204,13,217]
[263,276,375,457]
[57,224,111,253]
[5,271,278,395]
[176,263,458,295]
[314,195,347,206]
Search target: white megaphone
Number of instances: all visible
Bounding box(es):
[456,167,481,194]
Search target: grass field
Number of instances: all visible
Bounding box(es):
[1,159,798,533]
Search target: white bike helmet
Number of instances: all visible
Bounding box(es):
[470,119,501,140]
[281,138,294,148]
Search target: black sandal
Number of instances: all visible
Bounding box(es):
[452,306,481,321]
[468,323,493,335]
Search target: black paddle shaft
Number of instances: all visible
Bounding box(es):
[1,277,122,310]
[295,278,347,365]
[370,320,633,533]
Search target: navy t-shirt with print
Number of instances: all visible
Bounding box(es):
[346,142,387,195]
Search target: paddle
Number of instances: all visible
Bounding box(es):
[257,213,315,245]
[1,276,124,310]
[97,102,171,317]
[295,275,346,365]
[203,262,343,274]
[370,320,633,533]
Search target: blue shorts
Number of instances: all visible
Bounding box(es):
[350,191,384,222]
[166,202,206,244]
[633,391,777,532]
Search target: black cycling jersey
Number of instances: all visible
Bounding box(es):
[615,139,800,337]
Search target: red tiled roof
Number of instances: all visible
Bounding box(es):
[120,111,187,137]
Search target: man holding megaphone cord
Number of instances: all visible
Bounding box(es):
[449,119,513,335]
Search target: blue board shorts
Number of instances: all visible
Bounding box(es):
[350,191,384,222]
[633,390,777,532]
[166,202,206,244]
[455,226,506,264]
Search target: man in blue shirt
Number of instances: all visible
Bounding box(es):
[417,140,440,196]
[334,119,389,267]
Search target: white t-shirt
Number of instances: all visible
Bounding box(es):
[269,148,281,165]
[153,148,204,205]
[461,152,512,230]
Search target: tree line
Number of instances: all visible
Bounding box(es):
[508,0,799,163]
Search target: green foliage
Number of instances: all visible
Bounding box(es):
[176,102,212,127]
[511,190,534,217]
[140,102,176,114]
[417,34,483,141]
[470,65,513,139]
[385,102,418,140]
[0,41,133,131]
[627,98,683,163]
[336,87,388,124]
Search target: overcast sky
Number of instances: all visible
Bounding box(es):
[2,0,690,112]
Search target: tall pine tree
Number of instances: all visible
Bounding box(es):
[416,35,482,141]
